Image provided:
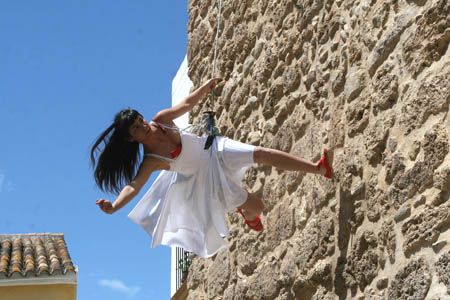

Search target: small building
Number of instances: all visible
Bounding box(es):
[0,233,77,300]
[170,55,192,300]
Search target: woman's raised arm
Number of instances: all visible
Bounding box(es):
[152,78,220,124]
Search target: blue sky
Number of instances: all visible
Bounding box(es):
[1,1,188,299]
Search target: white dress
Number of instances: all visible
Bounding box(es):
[128,122,255,258]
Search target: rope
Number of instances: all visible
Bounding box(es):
[208,0,224,110]
[211,0,223,80]
[310,120,319,188]
[197,0,223,149]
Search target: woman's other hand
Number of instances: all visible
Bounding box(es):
[96,199,116,214]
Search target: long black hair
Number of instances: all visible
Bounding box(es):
[90,108,142,194]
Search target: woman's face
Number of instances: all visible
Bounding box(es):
[128,115,151,142]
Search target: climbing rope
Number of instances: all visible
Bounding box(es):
[201,0,224,149]
[210,0,223,92]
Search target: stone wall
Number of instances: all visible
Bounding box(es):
[186,0,450,299]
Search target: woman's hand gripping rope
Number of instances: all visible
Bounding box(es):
[204,77,221,92]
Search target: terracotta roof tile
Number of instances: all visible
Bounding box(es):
[0,233,76,280]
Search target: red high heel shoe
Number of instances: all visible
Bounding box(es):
[318,149,333,179]
[236,208,263,232]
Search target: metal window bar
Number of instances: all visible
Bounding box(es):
[175,247,192,290]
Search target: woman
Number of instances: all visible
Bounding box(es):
[91,78,333,258]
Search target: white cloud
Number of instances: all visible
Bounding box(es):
[0,174,4,192]
[0,173,14,192]
[98,278,141,297]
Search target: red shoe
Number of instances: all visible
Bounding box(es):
[318,149,333,179]
[236,208,264,232]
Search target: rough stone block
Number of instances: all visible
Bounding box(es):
[379,219,396,263]
[376,277,389,290]
[393,161,433,198]
[368,12,413,75]
[422,124,449,171]
[400,74,450,135]
[345,97,370,137]
[401,202,450,256]
[384,153,406,184]
[372,63,399,113]
[266,200,295,252]
[402,0,450,77]
[364,115,393,166]
[293,211,335,274]
[343,69,366,103]
[206,251,230,297]
[394,205,411,223]
[343,231,380,291]
[413,195,426,208]
[387,258,431,300]
[244,262,282,300]
[331,67,346,96]
[435,251,450,294]
[433,167,450,192]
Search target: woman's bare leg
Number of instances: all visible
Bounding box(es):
[236,147,332,222]
[253,146,332,175]
[237,191,264,221]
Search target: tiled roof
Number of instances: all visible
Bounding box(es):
[0,233,76,280]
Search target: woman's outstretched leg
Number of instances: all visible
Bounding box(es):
[253,146,333,176]
[235,147,333,230]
